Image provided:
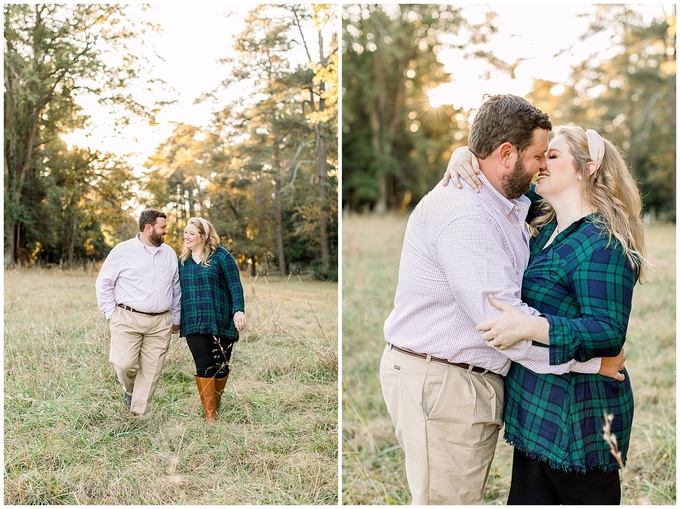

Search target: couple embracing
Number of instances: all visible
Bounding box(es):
[381,94,646,504]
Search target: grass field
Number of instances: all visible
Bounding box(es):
[341,213,676,505]
[5,269,338,504]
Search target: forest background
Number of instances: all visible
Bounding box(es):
[4,3,338,280]
[342,4,676,219]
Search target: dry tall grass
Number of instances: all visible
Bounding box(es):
[5,269,338,504]
[341,213,675,505]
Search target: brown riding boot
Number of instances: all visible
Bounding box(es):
[194,376,218,422]
[214,375,229,411]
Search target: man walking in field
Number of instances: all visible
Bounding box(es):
[96,209,181,417]
[380,94,622,504]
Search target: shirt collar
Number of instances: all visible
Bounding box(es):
[478,172,531,222]
[135,233,161,254]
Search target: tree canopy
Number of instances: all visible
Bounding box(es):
[4,4,338,279]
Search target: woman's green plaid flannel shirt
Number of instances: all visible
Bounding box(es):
[179,246,245,340]
[504,208,638,473]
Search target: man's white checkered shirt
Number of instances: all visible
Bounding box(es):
[384,173,600,376]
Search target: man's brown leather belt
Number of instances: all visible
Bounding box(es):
[117,303,166,316]
[388,343,493,374]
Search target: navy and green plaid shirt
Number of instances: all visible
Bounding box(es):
[504,208,638,473]
[178,246,245,340]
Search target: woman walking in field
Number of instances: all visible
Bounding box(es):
[179,217,247,422]
[445,126,647,504]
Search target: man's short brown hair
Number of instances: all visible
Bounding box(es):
[468,94,552,158]
[138,209,166,232]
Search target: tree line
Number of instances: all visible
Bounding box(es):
[342,5,676,221]
[4,4,338,280]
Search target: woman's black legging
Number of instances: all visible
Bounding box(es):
[507,447,621,505]
[185,334,235,378]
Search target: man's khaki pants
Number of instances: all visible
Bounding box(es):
[380,344,504,505]
[109,306,172,416]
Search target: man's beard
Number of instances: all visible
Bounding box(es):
[149,230,165,246]
[503,157,534,199]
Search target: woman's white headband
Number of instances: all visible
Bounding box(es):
[585,129,605,170]
[197,217,210,236]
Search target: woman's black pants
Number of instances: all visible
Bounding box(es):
[507,448,621,505]
[185,334,235,378]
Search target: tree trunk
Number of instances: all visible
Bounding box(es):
[5,225,16,267]
[4,64,16,267]
[273,144,287,276]
[668,8,676,214]
[67,219,78,266]
[314,107,330,269]
[16,224,28,265]
[316,123,330,271]
[316,34,331,271]
[4,154,15,266]
[371,24,388,214]
[369,98,388,214]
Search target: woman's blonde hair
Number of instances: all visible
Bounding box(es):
[532,125,648,280]
[180,217,221,267]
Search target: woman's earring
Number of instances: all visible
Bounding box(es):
[578,175,582,181]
